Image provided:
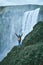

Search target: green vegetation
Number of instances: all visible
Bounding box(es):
[0,21,43,65]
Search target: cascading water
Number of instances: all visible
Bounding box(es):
[0,7,40,61]
[22,8,40,40]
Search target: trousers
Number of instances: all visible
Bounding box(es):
[18,41,21,47]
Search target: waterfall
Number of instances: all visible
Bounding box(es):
[0,8,40,61]
[22,8,40,40]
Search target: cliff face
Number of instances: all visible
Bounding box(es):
[0,21,43,65]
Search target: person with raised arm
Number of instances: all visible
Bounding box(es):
[15,33,23,46]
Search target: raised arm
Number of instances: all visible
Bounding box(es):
[15,33,18,37]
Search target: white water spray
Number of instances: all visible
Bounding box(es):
[22,8,40,40]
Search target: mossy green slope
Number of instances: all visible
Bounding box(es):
[22,21,43,46]
[0,21,43,65]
